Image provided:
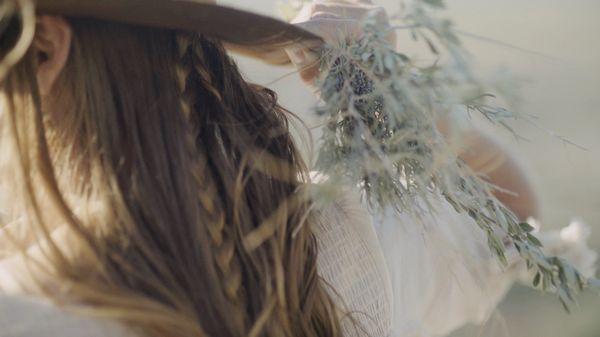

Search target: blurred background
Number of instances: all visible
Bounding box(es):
[222,0,600,336]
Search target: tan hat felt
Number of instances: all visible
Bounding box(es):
[35,0,322,64]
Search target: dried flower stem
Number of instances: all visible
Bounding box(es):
[305,0,597,309]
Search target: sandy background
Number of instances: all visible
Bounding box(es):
[221,0,600,336]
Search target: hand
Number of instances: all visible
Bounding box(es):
[285,0,393,86]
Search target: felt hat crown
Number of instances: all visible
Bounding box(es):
[35,0,321,64]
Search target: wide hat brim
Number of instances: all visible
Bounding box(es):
[36,0,322,65]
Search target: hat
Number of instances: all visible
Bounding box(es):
[36,0,322,64]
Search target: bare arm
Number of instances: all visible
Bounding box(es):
[448,126,540,221]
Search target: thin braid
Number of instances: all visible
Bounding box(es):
[174,32,342,336]
[176,33,223,104]
[176,33,294,335]
[175,32,247,333]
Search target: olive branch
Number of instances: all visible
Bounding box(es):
[300,0,599,310]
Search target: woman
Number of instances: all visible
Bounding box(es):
[0,0,395,336]
[0,1,595,337]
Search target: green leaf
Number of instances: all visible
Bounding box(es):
[533,272,541,287]
[527,233,544,248]
[559,297,571,313]
[557,288,573,313]
[519,222,535,233]
[423,35,439,55]
[542,273,549,290]
[421,0,446,8]
[562,264,579,289]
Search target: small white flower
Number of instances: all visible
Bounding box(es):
[560,219,591,243]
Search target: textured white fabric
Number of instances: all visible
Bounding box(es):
[314,189,394,337]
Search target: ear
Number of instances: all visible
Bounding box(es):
[34,16,72,96]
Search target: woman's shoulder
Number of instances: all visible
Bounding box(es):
[0,294,133,337]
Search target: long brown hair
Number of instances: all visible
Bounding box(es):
[0,2,342,336]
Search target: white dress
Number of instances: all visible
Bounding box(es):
[317,189,596,337]
[375,196,597,337]
[0,190,596,337]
